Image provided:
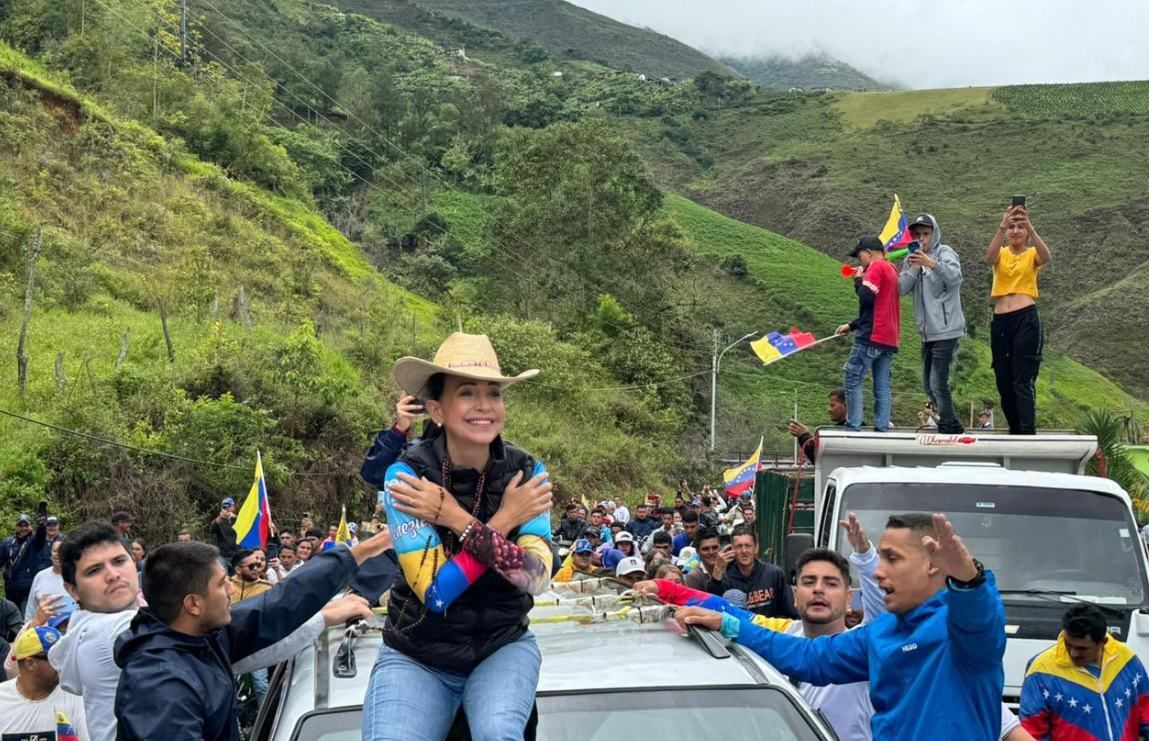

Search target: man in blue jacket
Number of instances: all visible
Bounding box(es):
[1,513,47,614]
[677,512,1006,741]
[113,531,392,741]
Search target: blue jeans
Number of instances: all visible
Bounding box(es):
[921,338,962,432]
[362,631,541,741]
[844,342,896,431]
[250,667,268,704]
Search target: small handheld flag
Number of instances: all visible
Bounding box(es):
[234,452,271,550]
[751,328,826,365]
[57,710,81,741]
[724,439,762,499]
[879,194,912,252]
[335,506,351,544]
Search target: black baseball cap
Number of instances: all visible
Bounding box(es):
[848,235,884,258]
[907,214,934,230]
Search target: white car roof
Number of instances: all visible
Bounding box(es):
[274,610,821,735]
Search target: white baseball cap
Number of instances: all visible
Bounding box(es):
[616,556,645,577]
[675,546,698,567]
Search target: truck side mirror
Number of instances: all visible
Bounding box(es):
[784,533,815,585]
[1133,609,1149,637]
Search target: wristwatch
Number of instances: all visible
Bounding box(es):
[946,558,986,590]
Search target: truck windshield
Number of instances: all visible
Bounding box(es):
[837,483,1147,607]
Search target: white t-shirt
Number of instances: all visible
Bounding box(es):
[50,609,135,741]
[785,621,875,741]
[25,568,77,623]
[0,681,89,741]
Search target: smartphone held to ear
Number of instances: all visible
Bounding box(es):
[410,399,427,414]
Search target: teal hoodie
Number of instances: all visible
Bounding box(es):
[897,213,966,342]
[722,571,1005,741]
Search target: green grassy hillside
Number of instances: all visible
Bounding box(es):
[624,81,1149,398]
[724,53,891,92]
[431,188,1149,455]
[0,42,693,537]
[394,0,735,78]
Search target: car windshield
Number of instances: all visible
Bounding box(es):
[536,688,821,740]
[290,688,823,741]
[837,483,1148,607]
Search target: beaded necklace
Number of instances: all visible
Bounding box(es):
[389,451,492,635]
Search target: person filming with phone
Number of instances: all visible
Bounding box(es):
[208,498,238,567]
[986,197,1051,435]
[898,213,967,434]
[705,525,797,618]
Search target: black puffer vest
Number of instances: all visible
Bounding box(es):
[383,433,538,672]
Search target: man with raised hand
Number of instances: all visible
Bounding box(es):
[676,513,1006,741]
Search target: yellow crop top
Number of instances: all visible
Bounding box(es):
[991,246,1040,299]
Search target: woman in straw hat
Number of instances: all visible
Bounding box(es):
[363,332,554,741]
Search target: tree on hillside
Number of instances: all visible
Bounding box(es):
[485,119,691,329]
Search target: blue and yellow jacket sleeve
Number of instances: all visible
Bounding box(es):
[385,460,553,613]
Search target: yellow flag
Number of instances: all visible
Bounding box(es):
[879,194,908,249]
[335,505,351,545]
[751,335,783,365]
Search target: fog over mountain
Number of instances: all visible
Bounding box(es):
[567,0,1149,89]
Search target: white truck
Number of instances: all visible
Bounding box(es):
[787,428,1149,705]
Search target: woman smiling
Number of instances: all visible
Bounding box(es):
[363,332,554,741]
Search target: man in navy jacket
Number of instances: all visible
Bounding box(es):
[113,532,391,741]
[677,513,1005,741]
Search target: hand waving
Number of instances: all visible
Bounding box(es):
[838,512,871,554]
[921,513,978,582]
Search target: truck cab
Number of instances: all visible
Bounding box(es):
[800,429,1149,704]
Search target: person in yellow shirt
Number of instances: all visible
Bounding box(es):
[986,203,1051,435]
[228,550,273,604]
[552,540,606,583]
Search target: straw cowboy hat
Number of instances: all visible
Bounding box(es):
[393,332,538,397]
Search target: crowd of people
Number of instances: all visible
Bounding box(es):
[838,203,1050,435]
[3,310,1137,741]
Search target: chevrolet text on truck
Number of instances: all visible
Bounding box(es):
[792,429,1149,705]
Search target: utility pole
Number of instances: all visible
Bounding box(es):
[710,329,718,451]
[710,329,760,451]
[792,391,799,464]
[178,0,188,65]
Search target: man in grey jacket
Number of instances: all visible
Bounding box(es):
[898,213,966,434]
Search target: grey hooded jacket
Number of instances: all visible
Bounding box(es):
[897,213,965,342]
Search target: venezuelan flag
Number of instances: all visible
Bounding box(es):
[234,452,271,550]
[751,328,818,365]
[723,439,762,499]
[879,194,912,251]
[56,711,81,741]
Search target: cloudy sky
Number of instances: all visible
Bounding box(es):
[566,0,1149,89]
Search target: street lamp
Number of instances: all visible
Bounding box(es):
[710,329,759,451]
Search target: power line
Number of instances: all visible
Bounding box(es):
[87,0,549,298]
[0,407,341,477]
[185,0,708,352]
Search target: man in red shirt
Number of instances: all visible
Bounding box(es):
[836,235,901,431]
